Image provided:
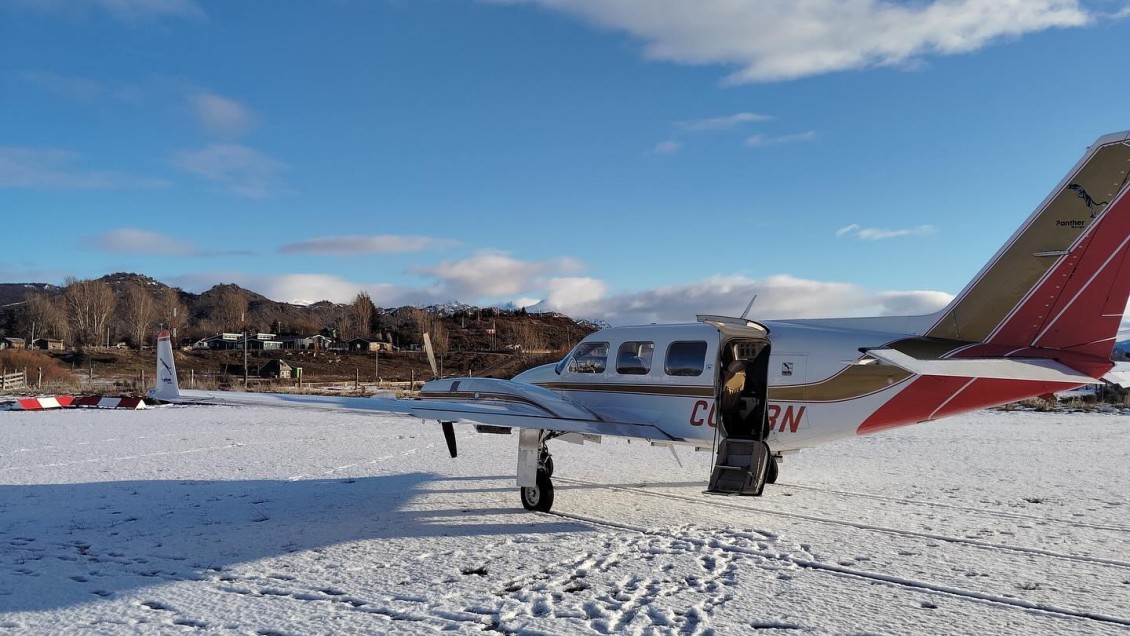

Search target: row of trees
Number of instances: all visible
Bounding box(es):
[5,277,572,354]
[25,279,186,349]
[15,281,447,352]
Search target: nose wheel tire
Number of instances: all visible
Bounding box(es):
[766,457,778,485]
[520,470,555,512]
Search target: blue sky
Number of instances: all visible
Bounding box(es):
[3,0,1130,324]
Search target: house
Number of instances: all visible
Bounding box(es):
[241,333,282,351]
[277,335,315,350]
[346,338,394,353]
[32,338,64,351]
[258,359,294,379]
[1,337,26,350]
[193,333,243,350]
[277,334,333,350]
[193,332,282,351]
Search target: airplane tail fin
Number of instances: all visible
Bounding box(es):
[927,131,1130,359]
[150,330,182,402]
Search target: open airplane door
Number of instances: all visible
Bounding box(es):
[697,316,773,495]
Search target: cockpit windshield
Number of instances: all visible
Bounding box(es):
[557,341,609,374]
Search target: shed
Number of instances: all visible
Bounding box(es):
[32,338,64,351]
[347,338,381,353]
[259,359,294,379]
[1,337,26,350]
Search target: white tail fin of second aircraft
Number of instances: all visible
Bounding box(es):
[151,330,181,402]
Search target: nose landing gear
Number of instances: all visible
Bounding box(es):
[520,467,555,512]
[518,429,557,512]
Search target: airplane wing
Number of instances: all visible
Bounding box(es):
[862,348,1098,384]
[150,334,678,442]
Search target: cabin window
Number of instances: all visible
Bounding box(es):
[665,341,708,377]
[565,341,609,374]
[616,341,654,375]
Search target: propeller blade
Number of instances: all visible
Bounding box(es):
[423,332,439,379]
[441,421,457,458]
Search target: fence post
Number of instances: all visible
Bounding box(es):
[38,367,43,389]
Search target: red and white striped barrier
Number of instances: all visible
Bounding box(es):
[73,396,147,410]
[7,396,75,411]
[4,395,147,411]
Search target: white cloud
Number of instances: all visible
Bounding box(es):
[676,112,771,131]
[167,260,954,326]
[279,235,457,256]
[192,92,254,137]
[170,273,379,305]
[88,228,253,257]
[173,143,288,198]
[18,0,204,21]
[0,147,168,190]
[652,140,682,155]
[837,224,937,240]
[415,251,551,300]
[90,228,196,256]
[874,290,956,316]
[171,252,592,307]
[543,277,608,309]
[499,0,1091,83]
[534,273,954,325]
[745,130,816,147]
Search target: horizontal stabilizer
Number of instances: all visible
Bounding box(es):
[1102,362,1130,388]
[863,349,1098,385]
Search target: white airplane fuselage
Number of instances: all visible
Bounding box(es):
[512,316,1088,454]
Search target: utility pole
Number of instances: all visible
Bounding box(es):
[375,349,379,385]
[243,329,249,388]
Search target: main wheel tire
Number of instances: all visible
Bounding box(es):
[766,457,779,485]
[543,455,554,478]
[520,470,555,512]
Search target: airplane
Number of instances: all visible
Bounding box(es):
[151,130,1130,513]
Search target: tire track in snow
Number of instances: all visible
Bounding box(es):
[546,508,1130,630]
[774,482,1130,533]
[558,477,1130,571]
[204,570,502,632]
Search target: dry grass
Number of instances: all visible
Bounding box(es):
[0,349,79,388]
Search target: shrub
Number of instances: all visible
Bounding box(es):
[0,350,78,386]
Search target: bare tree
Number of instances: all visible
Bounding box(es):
[349,292,376,340]
[157,287,188,339]
[122,284,158,348]
[407,307,448,355]
[210,285,249,332]
[25,292,69,342]
[62,278,117,347]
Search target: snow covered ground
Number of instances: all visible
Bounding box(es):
[0,405,1127,634]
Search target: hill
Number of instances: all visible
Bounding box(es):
[0,273,597,388]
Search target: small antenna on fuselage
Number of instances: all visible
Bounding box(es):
[739,294,758,321]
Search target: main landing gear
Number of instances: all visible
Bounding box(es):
[518,430,556,512]
[520,466,554,512]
